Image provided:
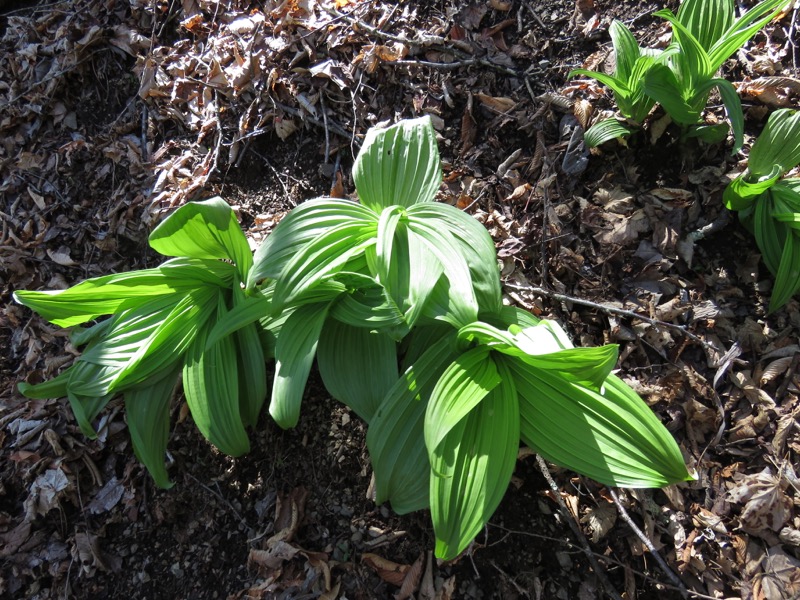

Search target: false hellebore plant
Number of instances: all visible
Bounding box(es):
[572,0,786,150]
[16,117,692,561]
[723,108,800,311]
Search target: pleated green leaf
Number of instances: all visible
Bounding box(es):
[328,282,406,331]
[429,358,519,560]
[353,116,442,212]
[270,302,330,429]
[272,222,376,310]
[233,287,268,427]
[770,230,800,312]
[407,203,502,315]
[747,109,800,179]
[317,319,398,423]
[249,198,378,288]
[754,192,786,275]
[703,78,744,153]
[724,167,782,211]
[183,304,250,457]
[707,0,786,72]
[676,0,733,52]
[510,360,691,487]
[584,118,632,149]
[424,347,500,454]
[149,197,253,280]
[367,332,459,514]
[125,368,180,489]
[406,222,478,326]
[12,258,234,328]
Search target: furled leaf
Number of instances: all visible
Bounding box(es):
[317,319,398,423]
[125,369,180,489]
[510,360,692,487]
[353,116,442,212]
[270,302,331,428]
[429,358,519,560]
[149,197,253,280]
[407,202,502,315]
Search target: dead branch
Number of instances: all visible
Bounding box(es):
[608,489,688,598]
[535,455,624,600]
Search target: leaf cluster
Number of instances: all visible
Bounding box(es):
[723,109,800,311]
[15,118,692,560]
[571,0,785,150]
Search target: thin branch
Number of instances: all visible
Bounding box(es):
[535,455,624,600]
[504,281,710,348]
[608,489,688,598]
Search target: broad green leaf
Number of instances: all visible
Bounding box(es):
[353,116,442,212]
[67,388,115,439]
[687,123,730,145]
[609,20,640,81]
[747,109,800,179]
[655,10,713,85]
[400,323,455,371]
[569,69,633,105]
[183,304,250,457]
[676,0,733,52]
[407,203,502,314]
[317,319,398,423]
[424,347,500,454]
[270,301,330,428]
[205,288,272,348]
[429,358,519,560]
[13,258,234,328]
[510,360,692,487]
[584,118,632,148]
[367,332,459,513]
[149,197,253,280]
[769,230,800,311]
[18,369,70,400]
[125,369,179,489]
[406,221,478,325]
[249,198,378,288]
[456,320,617,391]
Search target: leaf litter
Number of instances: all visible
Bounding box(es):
[1,0,800,598]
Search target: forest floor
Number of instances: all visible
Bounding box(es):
[2,0,800,599]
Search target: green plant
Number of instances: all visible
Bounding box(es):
[724,108,800,310]
[15,117,692,562]
[643,0,786,152]
[243,117,692,559]
[571,0,785,150]
[14,198,268,487]
[569,20,661,124]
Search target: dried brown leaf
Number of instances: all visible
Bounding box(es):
[362,553,409,587]
[474,93,516,114]
[729,468,792,532]
[580,501,616,542]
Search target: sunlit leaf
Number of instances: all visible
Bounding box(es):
[353,116,442,211]
[429,358,519,560]
[149,197,253,280]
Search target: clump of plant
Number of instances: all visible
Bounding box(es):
[572,0,786,150]
[15,117,692,561]
[724,108,800,311]
[14,198,268,488]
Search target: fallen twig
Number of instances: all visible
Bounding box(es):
[504,281,711,349]
[535,455,624,600]
[608,489,688,598]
